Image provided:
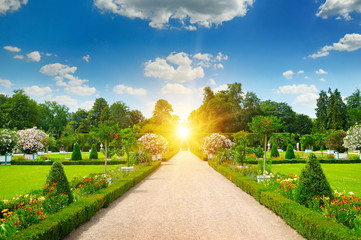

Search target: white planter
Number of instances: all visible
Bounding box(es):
[0,154,12,164]
[121,166,134,171]
[24,153,38,160]
[59,150,66,155]
[327,150,335,154]
[157,154,162,160]
[37,151,45,156]
[237,166,249,169]
[152,155,157,161]
[334,152,348,160]
[305,149,313,153]
[277,149,284,152]
[257,175,271,183]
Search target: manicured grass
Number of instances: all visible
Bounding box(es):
[0,164,122,200]
[272,163,361,197]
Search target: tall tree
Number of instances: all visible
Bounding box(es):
[88,98,108,127]
[129,109,145,126]
[0,94,9,128]
[71,109,88,131]
[152,99,173,124]
[327,88,347,130]
[260,100,296,133]
[315,90,328,132]
[38,101,70,138]
[346,89,361,127]
[109,101,131,128]
[294,114,313,135]
[239,91,261,131]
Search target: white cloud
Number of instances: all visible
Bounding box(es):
[52,95,78,106]
[13,54,24,59]
[320,78,327,82]
[297,70,304,74]
[161,83,196,95]
[277,84,318,94]
[294,93,319,108]
[3,45,21,52]
[46,53,52,57]
[83,54,90,63]
[94,0,254,30]
[113,84,147,95]
[209,78,216,85]
[304,76,309,79]
[309,33,361,58]
[77,100,95,111]
[145,52,204,82]
[0,0,28,15]
[194,53,212,62]
[0,78,12,88]
[316,0,361,20]
[214,63,224,69]
[26,51,41,62]
[316,69,328,74]
[40,63,96,96]
[23,85,52,97]
[282,70,294,80]
[213,84,228,93]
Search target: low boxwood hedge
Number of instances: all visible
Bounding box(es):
[244,159,361,164]
[11,160,126,165]
[10,161,161,240]
[208,161,360,240]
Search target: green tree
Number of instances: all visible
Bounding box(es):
[314,133,326,157]
[239,92,261,131]
[315,90,328,131]
[260,100,296,133]
[248,115,283,174]
[300,134,315,150]
[71,143,82,160]
[0,94,9,128]
[294,114,313,135]
[38,101,70,138]
[71,109,89,131]
[233,131,250,166]
[109,101,131,128]
[118,126,139,167]
[270,145,279,158]
[152,99,173,124]
[89,144,98,159]
[327,88,347,130]
[129,109,145,126]
[325,130,347,153]
[285,144,295,159]
[88,98,109,127]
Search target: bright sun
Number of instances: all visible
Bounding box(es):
[178,127,189,139]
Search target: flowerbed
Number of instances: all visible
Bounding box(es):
[0,162,161,239]
[209,161,360,239]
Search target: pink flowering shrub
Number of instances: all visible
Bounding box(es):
[17,127,48,154]
[138,133,168,155]
[0,129,19,155]
[201,133,232,155]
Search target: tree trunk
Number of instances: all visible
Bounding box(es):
[264,135,267,175]
[104,139,107,174]
[127,150,130,167]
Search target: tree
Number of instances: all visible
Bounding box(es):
[89,144,98,159]
[88,98,109,127]
[248,115,283,174]
[71,143,82,161]
[58,136,75,158]
[294,114,313,135]
[119,127,138,167]
[346,89,361,109]
[260,100,296,133]
[270,145,279,158]
[325,130,347,153]
[314,133,326,157]
[109,101,131,128]
[285,144,295,159]
[129,110,145,126]
[41,136,56,159]
[152,99,173,124]
[38,101,70,138]
[71,109,88,131]
[300,134,315,150]
[0,94,9,128]
[315,90,328,131]
[327,88,347,130]
[233,131,250,166]
[239,92,261,131]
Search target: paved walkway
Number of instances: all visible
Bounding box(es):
[66,151,303,240]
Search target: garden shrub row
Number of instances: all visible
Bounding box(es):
[10,161,161,240]
[244,159,361,165]
[11,160,127,165]
[208,161,360,240]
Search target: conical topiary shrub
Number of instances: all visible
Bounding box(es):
[285,144,295,159]
[295,153,333,206]
[71,143,82,161]
[89,144,98,160]
[44,161,73,204]
[270,145,279,158]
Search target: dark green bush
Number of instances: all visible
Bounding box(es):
[270,145,279,158]
[295,155,333,206]
[45,161,73,204]
[252,146,264,158]
[71,143,82,161]
[89,144,98,160]
[285,144,295,159]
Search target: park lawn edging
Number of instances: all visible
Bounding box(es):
[10,160,126,165]
[10,161,161,240]
[208,161,360,240]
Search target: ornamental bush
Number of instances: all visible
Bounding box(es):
[89,144,98,159]
[17,127,48,154]
[138,133,168,155]
[0,129,19,155]
[343,123,361,150]
[295,154,333,206]
[201,133,232,155]
[285,144,295,159]
[270,145,279,158]
[44,161,73,204]
[71,143,82,161]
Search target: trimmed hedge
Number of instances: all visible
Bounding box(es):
[244,159,361,165]
[11,160,127,165]
[10,161,161,240]
[209,161,360,240]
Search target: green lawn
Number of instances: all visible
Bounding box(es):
[272,163,361,197]
[13,152,108,160]
[0,164,122,200]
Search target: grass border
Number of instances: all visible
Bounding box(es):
[10,161,161,240]
[208,161,360,240]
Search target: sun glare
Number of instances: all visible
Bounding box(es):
[178,127,189,139]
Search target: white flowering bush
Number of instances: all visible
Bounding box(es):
[138,133,168,155]
[343,123,361,150]
[201,133,232,155]
[0,129,19,155]
[17,127,49,154]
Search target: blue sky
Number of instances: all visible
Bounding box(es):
[1,0,361,120]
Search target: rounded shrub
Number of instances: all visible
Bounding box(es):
[44,161,73,204]
[285,144,295,159]
[89,144,98,160]
[295,153,333,206]
[270,145,279,158]
[71,143,82,161]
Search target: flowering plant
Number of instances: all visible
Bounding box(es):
[17,127,48,154]
[325,129,347,153]
[344,123,361,150]
[201,133,232,155]
[138,133,168,155]
[0,129,19,155]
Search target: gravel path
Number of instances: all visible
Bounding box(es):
[65,151,303,240]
